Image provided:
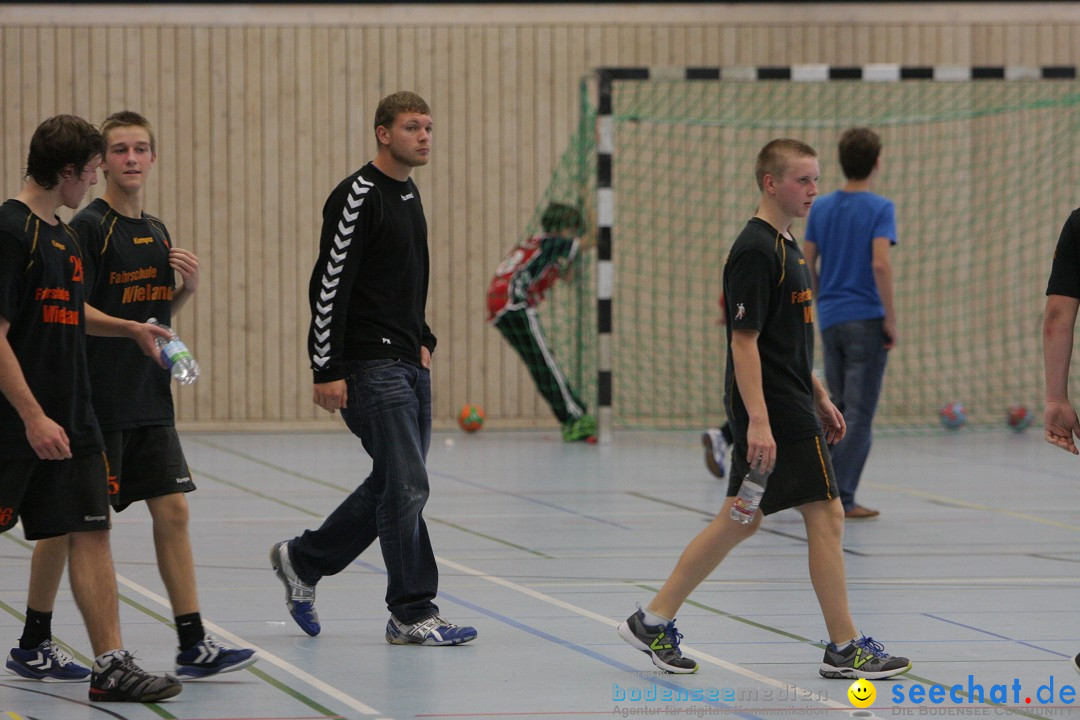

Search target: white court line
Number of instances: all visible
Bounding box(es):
[434,555,856,714]
[114,574,388,718]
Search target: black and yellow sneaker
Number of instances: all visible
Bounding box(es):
[819,636,911,680]
[617,608,698,674]
[89,650,182,702]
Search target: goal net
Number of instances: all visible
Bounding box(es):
[531,69,1080,433]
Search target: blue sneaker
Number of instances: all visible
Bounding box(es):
[270,541,320,636]
[6,639,91,682]
[176,634,257,678]
[385,614,477,646]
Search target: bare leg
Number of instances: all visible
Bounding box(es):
[68,530,122,656]
[798,498,858,643]
[648,497,759,619]
[26,535,68,612]
[146,494,199,616]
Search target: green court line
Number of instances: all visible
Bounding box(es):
[188,437,352,492]
[0,598,176,719]
[244,665,344,717]
[631,581,1046,719]
[428,517,554,559]
[625,491,869,556]
[2,531,341,718]
[190,440,557,559]
[632,582,815,645]
[191,467,324,518]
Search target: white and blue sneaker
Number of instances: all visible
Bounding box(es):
[385,614,477,646]
[702,428,728,479]
[176,634,257,678]
[270,541,320,636]
[6,639,91,682]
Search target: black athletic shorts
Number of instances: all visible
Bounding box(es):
[104,426,195,512]
[727,434,839,516]
[0,452,111,540]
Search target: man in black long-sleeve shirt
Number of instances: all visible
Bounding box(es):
[270,91,476,647]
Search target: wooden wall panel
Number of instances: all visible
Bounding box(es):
[1,3,1079,429]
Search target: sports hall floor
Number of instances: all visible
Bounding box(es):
[2,426,1079,720]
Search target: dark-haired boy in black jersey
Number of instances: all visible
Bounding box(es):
[618,139,911,681]
[0,114,181,701]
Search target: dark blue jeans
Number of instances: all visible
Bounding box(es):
[821,318,889,511]
[289,358,438,623]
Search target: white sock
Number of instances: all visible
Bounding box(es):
[94,649,126,668]
[642,607,671,627]
[834,637,858,652]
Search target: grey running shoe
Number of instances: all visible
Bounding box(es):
[89,650,182,702]
[819,636,911,679]
[270,540,320,636]
[617,608,698,674]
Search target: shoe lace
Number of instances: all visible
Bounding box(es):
[404,614,459,637]
[43,641,77,666]
[853,636,889,658]
[662,621,684,650]
[200,635,225,651]
[288,577,315,603]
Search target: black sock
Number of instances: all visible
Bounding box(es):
[175,612,204,650]
[19,607,52,650]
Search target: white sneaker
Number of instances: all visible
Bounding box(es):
[702,429,727,479]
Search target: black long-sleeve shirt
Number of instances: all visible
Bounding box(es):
[308,162,436,383]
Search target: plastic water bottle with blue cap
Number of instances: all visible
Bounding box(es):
[147,317,199,384]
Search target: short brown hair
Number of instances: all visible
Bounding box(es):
[24,115,104,190]
[373,91,431,141]
[755,138,817,192]
[837,127,882,180]
[100,110,157,155]
[540,202,582,234]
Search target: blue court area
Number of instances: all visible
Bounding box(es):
[1,428,1078,719]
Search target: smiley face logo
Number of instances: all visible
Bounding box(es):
[848,678,876,708]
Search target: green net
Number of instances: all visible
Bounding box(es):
[533,76,1080,432]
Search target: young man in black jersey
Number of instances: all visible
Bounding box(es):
[1041,206,1080,675]
[618,139,911,681]
[25,111,252,679]
[271,91,477,646]
[0,114,181,701]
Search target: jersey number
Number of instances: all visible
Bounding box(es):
[69,255,84,283]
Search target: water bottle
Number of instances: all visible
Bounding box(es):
[730,466,770,524]
[147,317,199,384]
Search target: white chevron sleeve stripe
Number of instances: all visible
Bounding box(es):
[312,175,374,369]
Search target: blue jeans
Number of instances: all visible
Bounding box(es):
[821,319,889,511]
[288,358,439,623]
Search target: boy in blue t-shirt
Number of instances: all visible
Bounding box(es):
[804,127,897,519]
